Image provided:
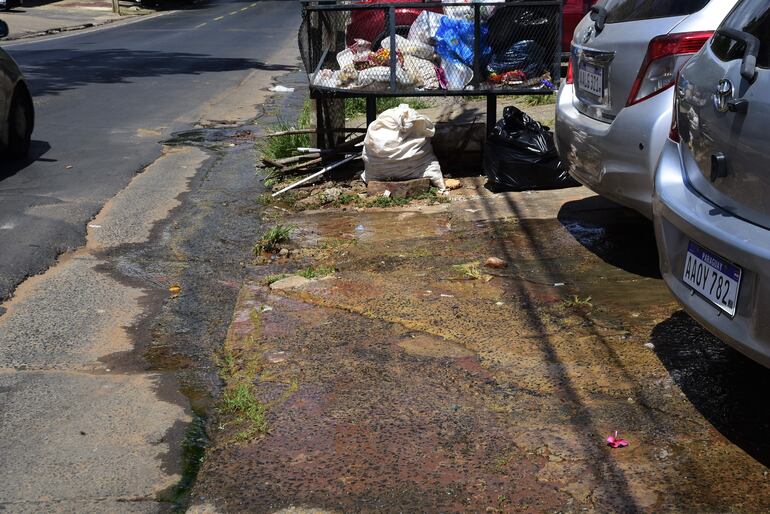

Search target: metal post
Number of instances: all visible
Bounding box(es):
[473,4,481,90]
[487,95,497,136]
[316,95,326,149]
[366,97,377,127]
[554,2,563,83]
[388,7,397,92]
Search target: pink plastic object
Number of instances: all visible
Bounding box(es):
[606,431,629,449]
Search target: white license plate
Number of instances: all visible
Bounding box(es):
[578,62,603,98]
[683,241,742,317]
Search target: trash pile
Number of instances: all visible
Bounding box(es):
[483,105,577,191]
[264,95,580,205]
[362,103,446,192]
[311,3,555,92]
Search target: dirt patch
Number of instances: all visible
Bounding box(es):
[396,333,475,359]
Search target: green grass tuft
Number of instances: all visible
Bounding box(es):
[221,383,268,441]
[345,97,433,119]
[521,94,557,107]
[254,224,294,256]
[296,265,335,279]
[260,100,312,161]
[331,192,362,208]
[264,273,291,286]
[368,187,447,208]
[453,261,482,280]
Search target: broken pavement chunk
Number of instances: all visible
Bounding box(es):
[269,275,311,291]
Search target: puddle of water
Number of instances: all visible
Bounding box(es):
[164,125,261,148]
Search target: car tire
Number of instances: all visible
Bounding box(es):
[7,87,33,159]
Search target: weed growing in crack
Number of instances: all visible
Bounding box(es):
[259,100,312,161]
[221,383,268,441]
[254,224,294,256]
[296,266,335,279]
[263,273,291,286]
[331,193,362,208]
[453,261,482,280]
[368,195,411,208]
[522,94,556,106]
[563,295,593,309]
[219,350,237,380]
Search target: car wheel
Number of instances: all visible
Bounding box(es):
[7,88,33,159]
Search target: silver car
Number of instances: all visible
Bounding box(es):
[654,0,770,367]
[555,0,737,218]
[0,20,34,159]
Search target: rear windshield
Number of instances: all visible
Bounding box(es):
[712,0,770,68]
[599,0,710,24]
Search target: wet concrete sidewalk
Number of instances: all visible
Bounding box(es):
[193,186,770,512]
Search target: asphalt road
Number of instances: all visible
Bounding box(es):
[0,0,301,300]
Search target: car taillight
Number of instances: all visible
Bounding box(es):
[566,49,574,84]
[626,31,713,107]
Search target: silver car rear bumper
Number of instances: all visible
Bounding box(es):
[555,83,674,219]
[653,139,770,367]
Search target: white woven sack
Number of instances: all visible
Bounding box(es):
[362,104,445,190]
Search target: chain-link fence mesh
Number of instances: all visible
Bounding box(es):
[299,1,561,95]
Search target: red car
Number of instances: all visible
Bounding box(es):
[346,0,442,47]
[562,0,597,53]
[347,0,596,53]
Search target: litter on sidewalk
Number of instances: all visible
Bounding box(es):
[361,104,446,192]
[607,431,629,449]
[483,105,578,192]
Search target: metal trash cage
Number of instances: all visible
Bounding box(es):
[299,0,562,97]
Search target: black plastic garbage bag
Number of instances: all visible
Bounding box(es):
[486,2,556,54]
[483,106,579,191]
[486,40,547,78]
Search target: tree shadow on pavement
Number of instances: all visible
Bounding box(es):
[557,195,661,279]
[0,140,52,181]
[472,189,650,510]
[10,48,297,97]
[651,310,770,468]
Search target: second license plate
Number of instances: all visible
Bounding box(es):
[578,62,604,98]
[683,241,742,317]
